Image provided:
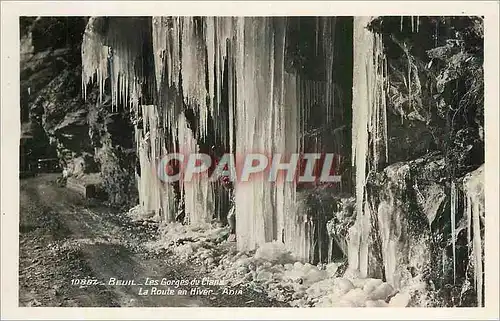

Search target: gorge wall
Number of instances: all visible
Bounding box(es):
[20,16,484,307]
[20,17,138,208]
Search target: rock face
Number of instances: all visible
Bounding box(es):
[20,17,137,208]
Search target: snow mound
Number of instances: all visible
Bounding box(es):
[145,222,418,307]
[254,241,295,264]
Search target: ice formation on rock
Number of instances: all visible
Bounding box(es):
[463,165,484,307]
[82,17,484,307]
[82,17,152,111]
[349,16,388,277]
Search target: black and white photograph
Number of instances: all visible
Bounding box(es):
[2,1,499,319]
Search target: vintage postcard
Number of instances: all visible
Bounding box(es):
[1,1,499,320]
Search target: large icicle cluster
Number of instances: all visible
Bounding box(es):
[151,17,302,252]
[82,17,340,259]
[349,16,388,278]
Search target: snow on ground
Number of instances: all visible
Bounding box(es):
[129,207,414,307]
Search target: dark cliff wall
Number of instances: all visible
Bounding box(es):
[20,17,137,208]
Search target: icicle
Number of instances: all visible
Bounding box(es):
[205,17,216,120]
[351,17,370,276]
[321,17,335,122]
[83,16,345,263]
[435,20,439,47]
[472,199,482,307]
[377,197,398,286]
[407,52,412,114]
[384,58,389,161]
[463,165,484,307]
[81,17,109,102]
[451,181,457,284]
[466,188,472,251]
[152,17,168,93]
[230,17,302,254]
[315,18,319,56]
[180,17,210,139]
[234,17,278,250]
[350,16,372,276]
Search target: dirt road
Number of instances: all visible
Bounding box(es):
[19,174,285,307]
